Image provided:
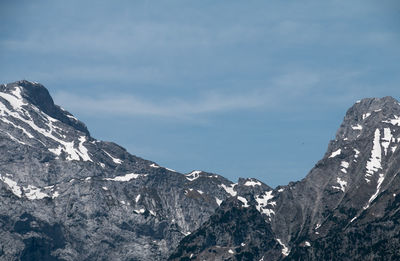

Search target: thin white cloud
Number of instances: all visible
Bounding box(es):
[2,2,394,58]
[53,90,270,119]
[51,66,370,119]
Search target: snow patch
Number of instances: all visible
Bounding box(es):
[46,136,89,161]
[329,149,341,158]
[66,114,78,121]
[340,161,349,173]
[276,239,290,256]
[237,196,249,207]
[134,209,146,214]
[341,161,349,168]
[135,194,141,203]
[243,179,262,187]
[103,150,123,164]
[255,191,276,217]
[362,113,371,120]
[354,148,360,158]
[215,197,222,206]
[365,129,382,183]
[351,124,362,130]
[52,191,60,199]
[77,136,92,161]
[382,128,393,155]
[0,175,22,197]
[104,173,147,182]
[368,174,385,204]
[383,115,400,126]
[23,185,49,200]
[220,183,237,197]
[0,87,27,110]
[149,163,160,168]
[186,170,202,181]
[332,177,347,192]
[0,175,53,200]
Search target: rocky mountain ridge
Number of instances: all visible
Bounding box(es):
[0,80,400,260]
[170,96,400,260]
[0,80,273,260]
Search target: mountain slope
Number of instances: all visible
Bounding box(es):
[2,80,400,260]
[169,198,282,261]
[170,97,400,260]
[0,80,266,260]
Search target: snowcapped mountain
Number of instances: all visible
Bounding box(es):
[1,80,400,260]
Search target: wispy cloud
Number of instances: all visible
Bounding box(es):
[51,66,374,120]
[53,89,270,119]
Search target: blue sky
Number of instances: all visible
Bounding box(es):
[1,0,400,187]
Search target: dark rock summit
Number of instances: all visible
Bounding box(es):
[0,80,400,260]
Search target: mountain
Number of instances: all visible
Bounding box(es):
[170,96,400,260]
[0,80,270,260]
[0,80,400,260]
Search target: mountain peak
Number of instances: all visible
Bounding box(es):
[354,96,399,113]
[1,80,90,136]
[349,96,400,120]
[332,96,400,143]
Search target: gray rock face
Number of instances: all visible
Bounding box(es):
[169,198,282,261]
[0,81,252,260]
[170,96,400,260]
[283,97,400,260]
[1,80,400,260]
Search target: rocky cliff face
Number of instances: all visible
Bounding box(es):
[1,80,400,260]
[170,96,400,260]
[283,97,400,260]
[0,80,266,260]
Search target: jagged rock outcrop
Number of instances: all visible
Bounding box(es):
[169,198,282,261]
[171,96,400,260]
